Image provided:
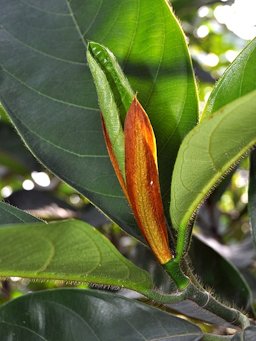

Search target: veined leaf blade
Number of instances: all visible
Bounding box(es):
[0,289,203,341]
[171,90,256,258]
[0,219,152,292]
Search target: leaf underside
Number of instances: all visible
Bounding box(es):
[171,90,256,257]
[0,219,152,292]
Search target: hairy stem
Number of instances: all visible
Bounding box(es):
[142,253,250,329]
[184,283,250,329]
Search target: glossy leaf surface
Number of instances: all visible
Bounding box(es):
[0,219,152,292]
[249,150,256,248]
[0,289,203,341]
[0,0,198,240]
[203,38,256,119]
[171,90,256,258]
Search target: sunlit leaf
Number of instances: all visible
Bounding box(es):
[0,219,152,292]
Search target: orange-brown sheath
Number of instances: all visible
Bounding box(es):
[124,98,172,264]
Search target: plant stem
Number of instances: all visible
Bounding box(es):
[162,259,250,329]
[142,287,187,304]
[144,257,250,329]
[164,258,190,290]
[184,283,250,329]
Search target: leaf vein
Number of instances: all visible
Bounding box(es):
[2,67,98,112]
[65,0,87,49]
[19,0,70,16]
[82,0,104,36]
[36,237,55,273]
[144,1,166,109]
[1,27,85,66]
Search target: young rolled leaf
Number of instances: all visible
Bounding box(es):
[249,149,256,248]
[171,90,256,259]
[87,42,173,264]
[125,98,172,264]
[87,41,134,180]
[202,37,256,119]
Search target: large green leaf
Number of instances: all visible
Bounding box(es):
[203,38,256,119]
[0,201,40,225]
[0,0,198,240]
[0,289,202,341]
[171,90,256,258]
[249,150,256,248]
[0,219,152,292]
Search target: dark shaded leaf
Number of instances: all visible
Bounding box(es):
[5,190,110,226]
[189,236,253,313]
[0,289,203,341]
[249,150,256,248]
[232,326,256,341]
[0,201,40,225]
[5,189,77,221]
